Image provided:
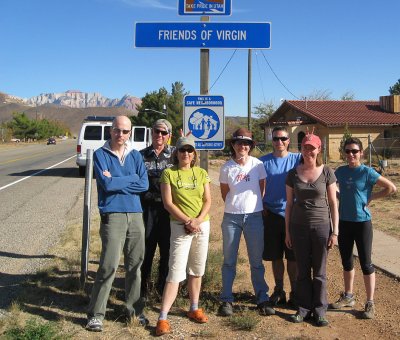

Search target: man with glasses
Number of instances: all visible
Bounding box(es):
[259,126,301,308]
[86,115,149,332]
[140,119,175,299]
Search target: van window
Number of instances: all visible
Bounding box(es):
[134,127,145,142]
[104,126,111,140]
[84,126,102,140]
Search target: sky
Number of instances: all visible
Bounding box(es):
[1,0,400,117]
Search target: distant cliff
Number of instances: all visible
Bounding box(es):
[24,90,141,113]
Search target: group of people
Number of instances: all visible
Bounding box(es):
[85,115,397,335]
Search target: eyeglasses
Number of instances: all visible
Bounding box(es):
[272,136,289,142]
[345,149,360,154]
[178,147,195,153]
[154,128,169,136]
[112,127,131,135]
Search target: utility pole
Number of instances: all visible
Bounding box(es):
[248,49,252,130]
[200,15,209,172]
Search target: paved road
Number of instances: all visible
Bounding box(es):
[0,140,89,308]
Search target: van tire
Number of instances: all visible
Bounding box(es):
[79,166,86,177]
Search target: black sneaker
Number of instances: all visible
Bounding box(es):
[315,316,329,327]
[218,302,233,316]
[270,288,287,306]
[257,301,276,316]
[86,317,103,332]
[137,314,150,327]
[289,313,304,323]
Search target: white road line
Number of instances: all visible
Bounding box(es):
[0,155,76,192]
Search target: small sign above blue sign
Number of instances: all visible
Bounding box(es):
[134,22,271,49]
[178,0,232,16]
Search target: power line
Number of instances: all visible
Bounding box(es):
[209,49,237,92]
[260,50,300,100]
[254,51,266,103]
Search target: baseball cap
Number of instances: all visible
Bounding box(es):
[301,132,322,149]
[231,128,255,146]
[153,119,172,134]
[176,136,196,150]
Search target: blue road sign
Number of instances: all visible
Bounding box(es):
[184,95,225,150]
[134,22,271,49]
[178,0,232,16]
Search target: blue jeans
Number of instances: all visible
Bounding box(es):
[220,212,270,304]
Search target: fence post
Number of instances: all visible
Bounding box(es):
[368,134,372,167]
[80,149,94,287]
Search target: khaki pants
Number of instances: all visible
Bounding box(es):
[87,212,145,320]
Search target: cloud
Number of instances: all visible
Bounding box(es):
[118,0,175,10]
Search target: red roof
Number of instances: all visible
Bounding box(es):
[273,100,400,127]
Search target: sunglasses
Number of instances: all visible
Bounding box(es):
[234,140,252,146]
[272,136,289,142]
[178,147,195,153]
[345,149,360,154]
[154,128,169,136]
[112,127,131,135]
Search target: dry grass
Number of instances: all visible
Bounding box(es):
[0,165,399,339]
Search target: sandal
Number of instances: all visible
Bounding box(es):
[187,308,209,323]
[155,319,171,336]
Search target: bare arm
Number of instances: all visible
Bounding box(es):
[327,182,339,249]
[259,178,266,199]
[220,183,230,202]
[186,182,212,233]
[285,184,294,249]
[160,182,191,223]
[368,176,397,205]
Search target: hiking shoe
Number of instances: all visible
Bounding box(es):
[289,313,304,323]
[187,308,208,323]
[137,314,150,327]
[218,302,233,317]
[270,288,287,306]
[330,292,355,309]
[156,319,171,336]
[288,291,298,309]
[257,301,276,316]
[362,301,375,319]
[315,316,329,327]
[85,317,103,332]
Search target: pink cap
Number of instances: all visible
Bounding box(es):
[301,133,321,149]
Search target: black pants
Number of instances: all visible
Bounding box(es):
[141,201,171,296]
[338,220,374,275]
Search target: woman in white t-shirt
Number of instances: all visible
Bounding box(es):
[218,128,275,317]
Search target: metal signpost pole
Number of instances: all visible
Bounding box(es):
[80,149,93,287]
[200,15,210,172]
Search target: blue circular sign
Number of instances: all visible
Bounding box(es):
[188,108,220,140]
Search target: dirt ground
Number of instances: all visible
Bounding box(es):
[1,176,399,340]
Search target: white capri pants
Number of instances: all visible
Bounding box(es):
[166,220,210,283]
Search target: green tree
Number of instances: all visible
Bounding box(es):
[133,81,188,142]
[252,101,276,142]
[339,123,352,160]
[389,79,400,95]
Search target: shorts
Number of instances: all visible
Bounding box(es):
[166,219,210,283]
[262,211,295,261]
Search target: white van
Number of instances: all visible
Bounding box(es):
[76,116,151,176]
